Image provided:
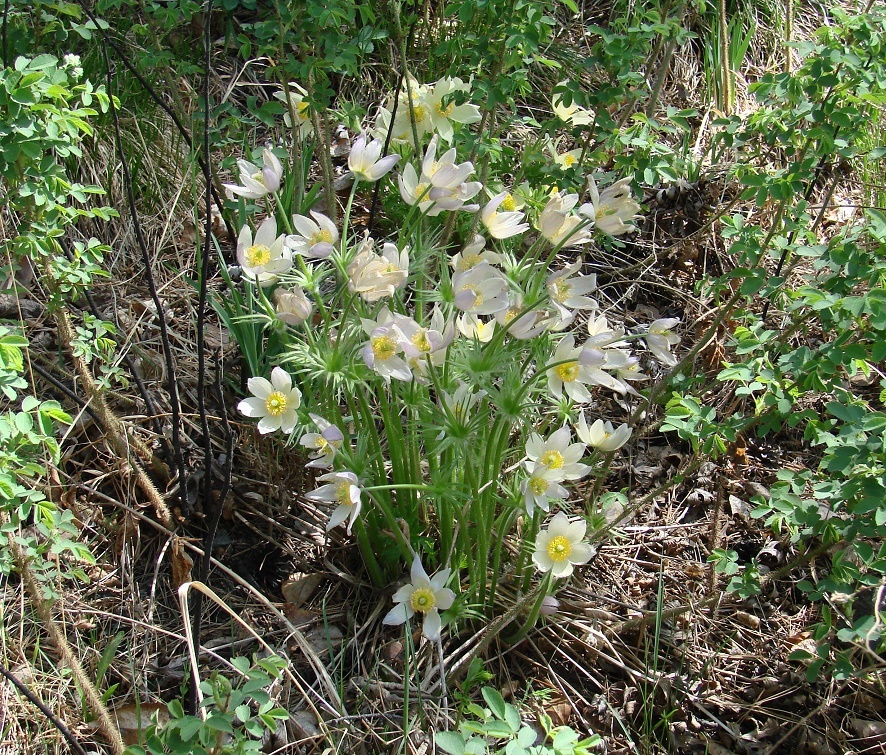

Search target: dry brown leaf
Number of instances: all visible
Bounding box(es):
[733,611,760,630]
[114,702,167,746]
[170,537,193,590]
[281,572,325,607]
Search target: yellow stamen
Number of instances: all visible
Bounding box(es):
[551,279,572,303]
[264,391,288,417]
[528,476,548,495]
[457,252,482,272]
[436,101,454,117]
[540,449,564,470]
[371,335,397,360]
[547,535,572,562]
[335,480,352,504]
[310,228,333,245]
[411,329,431,353]
[500,194,516,211]
[246,244,272,268]
[556,362,579,382]
[562,154,577,167]
[409,587,436,613]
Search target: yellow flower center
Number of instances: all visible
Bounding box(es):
[409,587,436,613]
[552,279,572,303]
[414,182,430,202]
[547,535,572,563]
[411,104,427,122]
[504,308,518,324]
[335,480,352,504]
[371,335,397,360]
[556,361,579,382]
[246,244,272,268]
[562,154,577,167]
[540,449,564,470]
[528,476,549,495]
[597,205,613,217]
[457,252,482,272]
[500,194,517,211]
[411,329,431,353]
[296,100,310,119]
[264,391,288,417]
[436,101,454,117]
[310,229,333,245]
[251,170,264,182]
[460,285,483,308]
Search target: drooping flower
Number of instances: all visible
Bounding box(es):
[481,191,529,240]
[305,471,362,534]
[237,366,301,434]
[286,210,339,259]
[581,176,642,236]
[552,82,595,127]
[274,286,313,326]
[274,81,313,138]
[422,76,482,142]
[577,345,632,395]
[644,318,681,367]
[299,414,345,468]
[493,293,551,341]
[533,512,595,578]
[347,241,410,302]
[521,463,568,516]
[575,412,632,451]
[237,218,292,285]
[546,261,598,325]
[224,149,284,199]
[451,263,510,316]
[525,426,589,481]
[348,133,400,182]
[547,335,595,403]
[456,313,496,343]
[383,555,456,641]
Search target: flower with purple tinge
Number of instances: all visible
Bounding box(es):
[540,595,561,616]
[274,286,313,326]
[395,307,454,376]
[237,218,292,285]
[575,412,632,452]
[348,133,400,182]
[547,261,598,325]
[361,310,414,383]
[547,335,595,403]
[383,555,456,641]
[286,210,338,259]
[521,462,568,516]
[237,366,301,434]
[525,426,589,481]
[347,241,410,302]
[533,512,595,578]
[481,191,529,240]
[452,263,510,316]
[306,471,362,534]
[644,318,681,367]
[450,235,501,274]
[224,148,284,199]
[494,293,551,340]
[577,345,632,395]
[300,414,345,468]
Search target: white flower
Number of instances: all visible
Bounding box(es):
[450,235,501,274]
[552,83,594,126]
[533,512,595,578]
[537,191,593,247]
[575,413,632,451]
[348,133,400,182]
[371,76,433,147]
[521,463,568,516]
[438,381,487,439]
[299,414,344,469]
[644,318,681,367]
[360,310,414,382]
[237,218,291,285]
[547,335,595,403]
[274,82,313,138]
[398,163,436,214]
[578,346,633,395]
[394,308,454,373]
[274,286,313,326]
[423,77,482,142]
[546,261,598,323]
[585,313,628,349]
[347,241,410,302]
[305,471,362,534]
[582,176,642,236]
[383,555,456,641]
[494,293,550,340]
[287,210,339,259]
[525,426,589,481]
[452,263,510,316]
[457,313,496,342]
[554,147,584,170]
[224,149,285,199]
[237,366,301,434]
[481,192,529,239]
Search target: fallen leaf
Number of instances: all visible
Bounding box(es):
[281,573,325,607]
[170,537,193,590]
[114,702,167,746]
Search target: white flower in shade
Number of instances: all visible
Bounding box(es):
[371,76,433,147]
[547,335,595,403]
[644,318,681,367]
[237,366,301,434]
[348,133,400,182]
[481,192,529,239]
[521,463,568,516]
[438,381,487,439]
[237,218,292,285]
[428,179,483,214]
[452,263,510,316]
[224,149,284,199]
[554,147,584,170]
[585,313,628,349]
[347,242,410,302]
[274,81,313,138]
[533,512,595,578]
[450,235,501,274]
[552,83,595,126]
[361,312,414,383]
[423,77,482,142]
[582,176,642,236]
[526,426,589,481]
[494,293,550,341]
[287,210,338,259]
[398,163,437,215]
[457,313,496,342]
[305,471,362,534]
[383,555,456,641]
[546,261,598,323]
[537,191,593,247]
[577,346,632,395]
[575,412,632,451]
[274,286,313,326]
[299,414,344,468]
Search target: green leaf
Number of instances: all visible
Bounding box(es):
[435,731,467,755]
[482,687,507,720]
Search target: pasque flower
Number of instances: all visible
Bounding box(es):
[575,413,632,451]
[546,261,598,327]
[547,335,596,403]
[452,263,510,316]
[538,191,593,247]
[521,463,568,516]
[237,366,301,434]
[347,241,410,302]
[481,191,529,239]
[533,512,595,578]
[581,176,642,236]
[348,133,400,182]
[224,148,284,199]
[383,555,455,641]
[525,426,589,481]
[237,218,291,285]
[644,318,681,367]
[306,471,362,534]
[274,81,313,138]
[287,210,338,259]
[422,76,482,142]
[274,286,313,326]
[299,414,344,468]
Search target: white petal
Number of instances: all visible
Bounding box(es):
[270,366,292,393]
[410,555,431,587]
[434,588,455,611]
[247,376,273,400]
[237,397,267,418]
[383,602,411,626]
[422,609,442,641]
